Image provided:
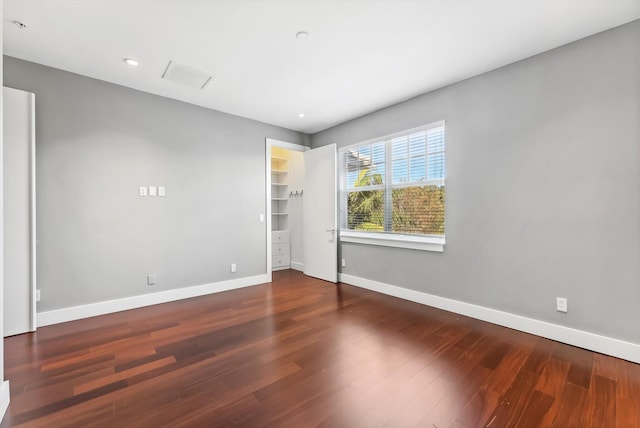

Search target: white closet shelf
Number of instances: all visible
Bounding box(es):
[270,150,290,270]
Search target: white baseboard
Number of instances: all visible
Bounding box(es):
[290,261,304,272]
[0,381,9,423]
[37,274,269,327]
[339,273,640,364]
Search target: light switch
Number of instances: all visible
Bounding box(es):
[139,186,148,197]
[158,186,166,197]
[259,214,264,223]
[149,186,157,196]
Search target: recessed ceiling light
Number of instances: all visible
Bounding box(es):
[12,21,27,30]
[296,31,311,42]
[123,58,139,67]
[298,113,305,118]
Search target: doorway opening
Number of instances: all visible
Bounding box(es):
[265,138,338,283]
[266,139,308,280]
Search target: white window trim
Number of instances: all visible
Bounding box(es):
[340,231,444,252]
[339,121,446,252]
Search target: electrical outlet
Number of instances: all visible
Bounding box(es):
[231,263,237,273]
[158,186,166,197]
[139,186,148,197]
[36,289,41,302]
[147,274,156,285]
[556,297,568,313]
[341,258,346,268]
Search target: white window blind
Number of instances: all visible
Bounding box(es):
[340,122,445,239]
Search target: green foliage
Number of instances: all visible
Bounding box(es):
[392,186,445,235]
[347,169,384,230]
[347,168,445,236]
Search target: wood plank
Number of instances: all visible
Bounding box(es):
[552,342,594,389]
[482,370,538,426]
[0,270,633,427]
[451,387,500,428]
[593,352,618,381]
[417,363,491,427]
[521,337,555,375]
[380,376,454,428]
[535,357,570,398]
[516,389,555,427]
[551,383,588,427]
[73,356,176,395]
[478,341,511,370]
[617,396,640,428]
[617,358,640,398]
[584,374,616,426]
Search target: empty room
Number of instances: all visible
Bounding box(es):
[1,0,639,426]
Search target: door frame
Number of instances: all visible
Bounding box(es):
[29,91,36,332]
[3,87,37,335]
[265,138,308,282]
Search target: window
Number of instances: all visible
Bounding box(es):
[339,121,445,251]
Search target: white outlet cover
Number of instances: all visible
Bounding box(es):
[139,186,148,196]
[149,186,157,196]
[556,297,568,313]
[158,186,166,197]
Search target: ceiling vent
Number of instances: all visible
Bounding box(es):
[161,61,213,90]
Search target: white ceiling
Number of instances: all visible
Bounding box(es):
[4,1,639,134]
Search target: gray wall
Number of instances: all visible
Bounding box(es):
[312,20,640,344]
[4,56,306,312]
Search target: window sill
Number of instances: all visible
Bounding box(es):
[339,231,445,252]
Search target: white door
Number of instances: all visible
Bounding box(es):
[3,87,36,336]
[303,144,337,283]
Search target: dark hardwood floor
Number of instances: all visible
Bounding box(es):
[2,270,639,427]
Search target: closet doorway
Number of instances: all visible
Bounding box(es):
[265,139,337,283]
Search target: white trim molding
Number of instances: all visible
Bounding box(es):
[290,261,304,272]
[340,231,444,252]
[265,138,309,153]
[37,274,269,327]
[0,381,9,422]
[339,273,640,364]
